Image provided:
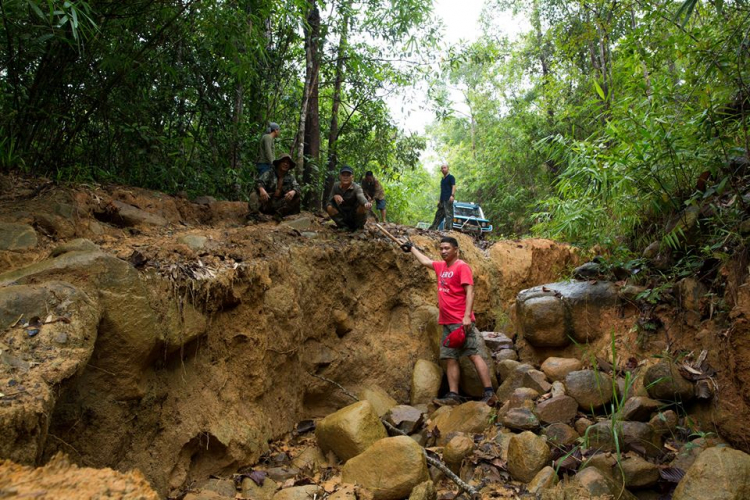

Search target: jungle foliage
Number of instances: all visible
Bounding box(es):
[428,0,750,250]
[0,0,436,221]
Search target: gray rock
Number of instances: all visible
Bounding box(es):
[266,467,300,482]
[50,238,99,257]
[385,405,424,435]
[496,359,522,381]
[201,478,237,497]
[109,200,168,227]
[573,262,602,279]
[502,407,540,431]
[543,423,579,446]
[620,396,662,421]
[516,281,619,346]
[550,381,566,398]
[621,455,659,489]
[495,363,533,401]
[534,395,578,424]
[644,361,694,402]
[509,388,540,409]
[523,369,552,394]
[564,370,613,411]
[495,349,518,361]
[568,467,637,500]
[0,222,38,251]
[177,234,208,251]
[649,410,678,435]
[481,331,514,351]
[587,421,661,457]
[242,477,278,500]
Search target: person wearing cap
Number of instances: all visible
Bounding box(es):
[249,153,301,218]
[326,166,372,231]
[256,123,280,176]
[361,171,386,223]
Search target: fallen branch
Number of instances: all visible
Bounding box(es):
[310,373,479,497]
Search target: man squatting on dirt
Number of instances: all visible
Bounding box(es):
[402,236,497,406]
[248,153,301,218]
[326,165,372,231]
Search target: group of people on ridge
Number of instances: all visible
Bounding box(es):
[250,124,492,406]
[249,123,387,231]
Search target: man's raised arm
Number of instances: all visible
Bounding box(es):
[405,244,433,268]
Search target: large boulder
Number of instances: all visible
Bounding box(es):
[0,222,37,251]
[410,360,443,405]
[540,357,582,382]
[428,402,493,446]
[534,395,578,424]
[643,361,694,402]
[672,447,750,500]
[342,436,429,500]
[516,281,618,347]
[358,386,398,418]
[564,370,613,411]
[506,431,551,483]
[315,401,388,462]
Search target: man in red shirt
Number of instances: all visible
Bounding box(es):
[403,236,497,406]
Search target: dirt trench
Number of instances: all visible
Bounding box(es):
[0,175,578,496]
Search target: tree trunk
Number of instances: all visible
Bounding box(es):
[303,1,321,209]
[294,0,315,178]
[323,5,350,203]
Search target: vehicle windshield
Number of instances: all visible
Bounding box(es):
[454,206,479,218]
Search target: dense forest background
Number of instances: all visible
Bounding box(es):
[0,0,748,255]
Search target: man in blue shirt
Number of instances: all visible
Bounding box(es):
[429,164,456,230]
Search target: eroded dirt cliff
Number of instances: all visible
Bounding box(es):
[0,173,579,496]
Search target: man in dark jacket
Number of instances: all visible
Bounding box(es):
[326,165,372,231]
[429,163,456,230]
[249,153,301,218]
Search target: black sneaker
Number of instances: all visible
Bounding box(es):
[481,390,498,407]
[433,392,462,406]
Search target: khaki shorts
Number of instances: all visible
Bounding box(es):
[440,323,480,360]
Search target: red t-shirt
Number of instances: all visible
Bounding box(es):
[431,259,476,325]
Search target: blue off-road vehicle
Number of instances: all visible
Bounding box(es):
[438,201,493,237]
